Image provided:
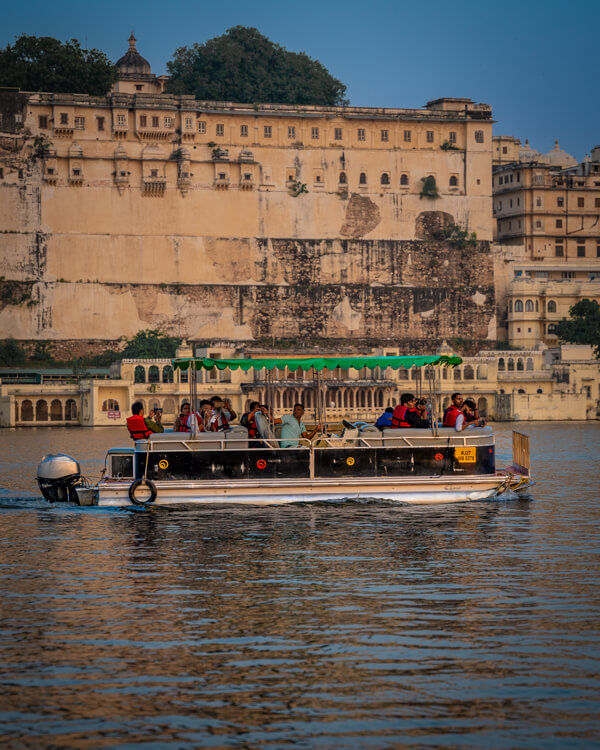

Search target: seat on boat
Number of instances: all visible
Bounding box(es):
[225,425,249,450]
[381,425,493,446]
[358,425,382,447]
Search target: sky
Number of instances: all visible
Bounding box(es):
[2,0,598,160]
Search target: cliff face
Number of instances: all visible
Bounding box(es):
[0,91,495,349]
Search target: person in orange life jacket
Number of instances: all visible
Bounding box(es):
[126,401,158,441]
[391,393,429,429]
[444,392,484,431]
[174,401,191,432]
[241,401,261,438]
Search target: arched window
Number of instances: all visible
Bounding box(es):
[21,399,33,421]
[477,397,488,417]
[180,370,188,384]
[518,388,526,394]
[454,368,461,380]
[442,368,448,379]
[400,174,409,186]
[499,389,505,394]
[548,323,557,334]
[411,368,419,380]
[535,300,539,312]
[464,364,474,380]
[475,130,484,143]
[339,171,347,184]
[65,399,77,420]
[537,388,543,394]
[380,173,390,185]
[163,398,175,414]
[36,399,48,421]
[526,358,534,371]
[398,368,408,380]
[547,300,557,313]
[102,399,120,411]
[498,357,505,371]
[162,365,173,383]
[449,175,458,186]
[148,365,160,383]
[359,172,367,185]
[508,300,513,313]
[514,300,523,312]
[134,365,145,383]
[508,358,515,371]
[525,300,534,312]
[378,390,384,407]
[50,399,63,421]
[477,364,488,380]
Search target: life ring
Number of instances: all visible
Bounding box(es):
[128,478,157,506]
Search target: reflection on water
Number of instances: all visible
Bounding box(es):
[0,423,599,748]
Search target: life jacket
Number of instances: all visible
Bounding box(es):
[241,412,258,438]
[443,405,463,428]
[127,414,152,441]
[176,414,190,433]
[391,404,411,428]
[212,411,229,432]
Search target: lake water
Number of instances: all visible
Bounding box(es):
[1,423,599,749]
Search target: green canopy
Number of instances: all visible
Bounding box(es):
[172,354,462,372]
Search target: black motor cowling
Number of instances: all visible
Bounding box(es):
[37,454,81,503]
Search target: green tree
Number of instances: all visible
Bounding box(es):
[166,26,348,106]
[0,338,27,366]
[121,329,181,359]
[555,299,600,356]
[0,35,116,95]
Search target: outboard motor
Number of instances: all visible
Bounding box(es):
[37,454,81,503]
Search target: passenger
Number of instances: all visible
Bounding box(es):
[174,401,191,432]
[208,396,233,432]
[463,398,479,425]
[241,401,261,439]
[444,392,485,431]
[272,403,322,448]
[147,407,164,433]
[375,406,394,430]
[210,395,237,421]
[126,401,155,441]
[391,393,429,429]
[187,399,212,433]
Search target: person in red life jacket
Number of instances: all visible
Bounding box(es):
[209,395,236,431]
[391,393,429,429]
[173,401,191,432]
[126,401,157,441]
[241,401,261,439]
[187,400,212,433]
[443,392,484,431]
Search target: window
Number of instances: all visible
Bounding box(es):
[381,129,389,142]
[400,173,409,186]
[216,123,224,136]
[449,175,458,187]
[359,172,367,185]
[555,243,564,257]
[150,169,158,178]
[97,117,105,131]
[548,324,557,334]
[577,244,586,257]
[263,125,272,138]
[502,146,507,154]
[557,197,564,207]
[449,131,456,143]
[140,115,147,127]
[334,127,343,140]
[198,120,206,134]
[288,126,296,139]
[164,117,173,128]
[499,176,503,185]
[60,113,68,125]
[102,399,120,411]
[535,220,542,229]
[240,124,248,137]
[403,130,411,142]
[474,130,484,143]
[508,300,513,312]
[135,84,143,91]
[597,242,600,258]
[514,300,523,312]
[380,173,390,185]
[72,168,81,176]
[498,357,505,371]
[185,117,193,129]
[595,198,600,208]
[311,127,319,139]
[510,199,513,208]
[38,115,48,129]
[426,130,434,142]
[0,168,3,179]
[577,197,584,208]
[339,171,347,184]
[516,172,520,181]
[525,300,534,312]
[536,197,542,207]
[547,300,556,313]
[358,128,366,141]
[561,271,574,280]
[556,219,562,228]
[152,116,159,127]
[116,114,126,127]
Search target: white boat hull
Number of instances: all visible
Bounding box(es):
[96,474,530,507]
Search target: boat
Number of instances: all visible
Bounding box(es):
[36,354,534,507]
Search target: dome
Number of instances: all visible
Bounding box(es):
[115,33,151,75]
[545,139,578,168]
[519,138,545,163]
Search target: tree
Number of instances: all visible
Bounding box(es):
[0,338,26,366]
[555,299,600,357]
[166,26,348,106]
[0,35,116,95]
[121,329,181,359]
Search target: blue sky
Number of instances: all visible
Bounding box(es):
[2,0,598,160]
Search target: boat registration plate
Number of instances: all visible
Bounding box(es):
[455,447,476,463]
